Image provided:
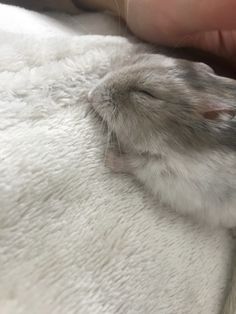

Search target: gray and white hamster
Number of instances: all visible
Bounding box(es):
[89,53,236,228]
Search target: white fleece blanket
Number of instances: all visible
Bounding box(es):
[0,4,234,314]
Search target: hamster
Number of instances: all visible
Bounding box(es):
[88,52,236,314]
[89,53,236,228]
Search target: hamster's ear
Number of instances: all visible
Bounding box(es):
[200,104,236,121]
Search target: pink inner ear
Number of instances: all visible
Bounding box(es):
[202,108,236,120]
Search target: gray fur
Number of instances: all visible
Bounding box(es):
[89,53,236,227]
[89,52,236,313]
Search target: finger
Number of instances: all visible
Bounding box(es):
[176,0,236,34]
[125,0,236,45]
[179,30,236,58]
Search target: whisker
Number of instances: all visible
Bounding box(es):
[113,0,121,35]
[104,126,113,162]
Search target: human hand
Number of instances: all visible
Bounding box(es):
[122,0,236,64]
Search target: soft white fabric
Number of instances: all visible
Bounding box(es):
[0,4,234,314]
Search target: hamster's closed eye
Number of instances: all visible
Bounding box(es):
[134,89,157,99]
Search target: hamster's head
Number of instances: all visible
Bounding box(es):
[89,54,236,154]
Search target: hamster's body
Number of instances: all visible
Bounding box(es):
[89,52,236,314]
[90,53,236,228]
[111,148,236,228]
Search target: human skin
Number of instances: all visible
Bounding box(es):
[76,0,236,64]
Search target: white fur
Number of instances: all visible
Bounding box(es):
[0,5,233,314]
